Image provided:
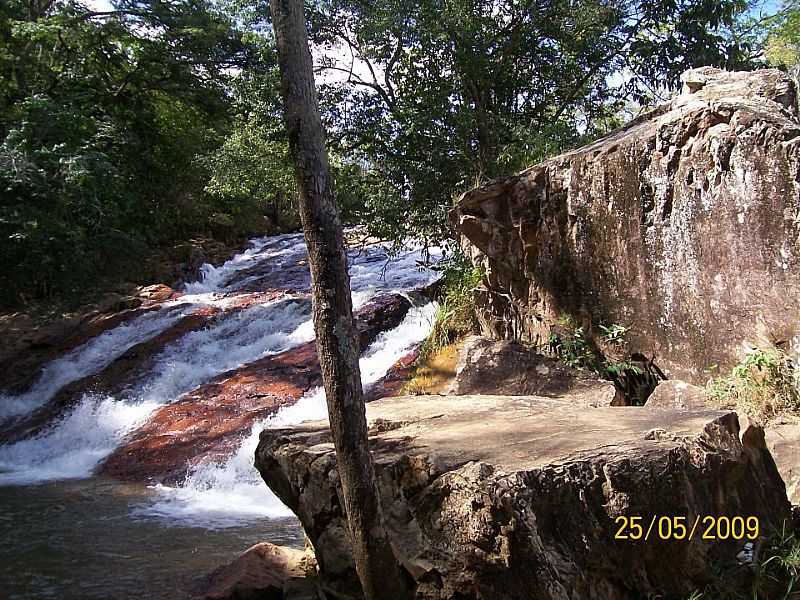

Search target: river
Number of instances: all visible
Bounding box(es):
[0,232,441,600]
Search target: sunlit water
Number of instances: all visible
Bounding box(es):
[0,233,441,599]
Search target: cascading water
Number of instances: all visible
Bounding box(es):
[0,298,316,485]
[137,302,438,527]
[0,232,441,599]
[0,308,187,421]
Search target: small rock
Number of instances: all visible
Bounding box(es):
[736,542,755,566]
[645,380,708,410]
[191,542,315,600]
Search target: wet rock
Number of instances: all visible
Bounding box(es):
[0,285,182,396]
[355,294,413,349]
[645,379,709,410]
[256,395,791,599]
[0,306,149,395]
[449,335,620,405]
[151,238,248,288]
[136,284,180,304]
[363,347,420,402]
[450,68,800,384]
[100,339,321,483]
[225,238,311,293]
[0,306,222,444]
[99,294,412,483]
[192,542,315,600]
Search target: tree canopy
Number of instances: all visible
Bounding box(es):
[0,0,781,307]
[307,0,762,246]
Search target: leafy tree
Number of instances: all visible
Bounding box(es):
[202,36,373,234]
[204,39,299,233]
[765,1,800,72]
[305,0,761,247]
[0,0,260,304]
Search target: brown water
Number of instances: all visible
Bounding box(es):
[0,477,304,600]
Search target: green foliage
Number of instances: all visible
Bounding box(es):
[764,1,800,70]
[0,0,269,306]
[688,524,800,600]
[420,257,483,359]
[548,320,642,380]
[306,0,761,248]
[758,525,800,599]
[706,347,800,422]
[549,326,597,370]
[204,110,298,233]
[598,323,630,346]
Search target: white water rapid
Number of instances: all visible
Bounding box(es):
[0,233,441,528]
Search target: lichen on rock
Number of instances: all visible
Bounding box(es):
[450,68,800,384]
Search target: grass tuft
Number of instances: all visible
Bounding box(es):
[706,347,800,423]
[420,258,482,360]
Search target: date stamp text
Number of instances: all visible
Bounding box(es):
[613,515,760,541]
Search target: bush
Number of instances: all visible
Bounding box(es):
[706,348,800,423]
[688,523,800,599]
[420,257,482,359]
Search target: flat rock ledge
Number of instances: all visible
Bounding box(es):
[256,395,791,600]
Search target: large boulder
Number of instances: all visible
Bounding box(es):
[450,68,800,383]
[256,394,790,599]
[449,335,621,405]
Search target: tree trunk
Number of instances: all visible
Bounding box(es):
[267,1,412,599]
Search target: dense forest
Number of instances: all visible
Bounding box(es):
[1,0,798,308]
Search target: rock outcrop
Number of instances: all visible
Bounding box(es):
[450,68,800,383]
[256,394,790,599]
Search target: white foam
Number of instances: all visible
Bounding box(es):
[183,234,306,295]
[0,395,159,484]
[139,303,437,528]
[136,298,314,405]
[0,308,185,421]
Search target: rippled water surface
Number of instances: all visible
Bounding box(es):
[0,479,304,600]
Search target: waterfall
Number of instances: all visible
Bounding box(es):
[0,233,441,527]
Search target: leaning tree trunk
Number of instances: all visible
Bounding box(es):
[268,1,412,599]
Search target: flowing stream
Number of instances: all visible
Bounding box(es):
[0,233,441,600]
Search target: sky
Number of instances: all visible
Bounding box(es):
[85,0,113,10]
